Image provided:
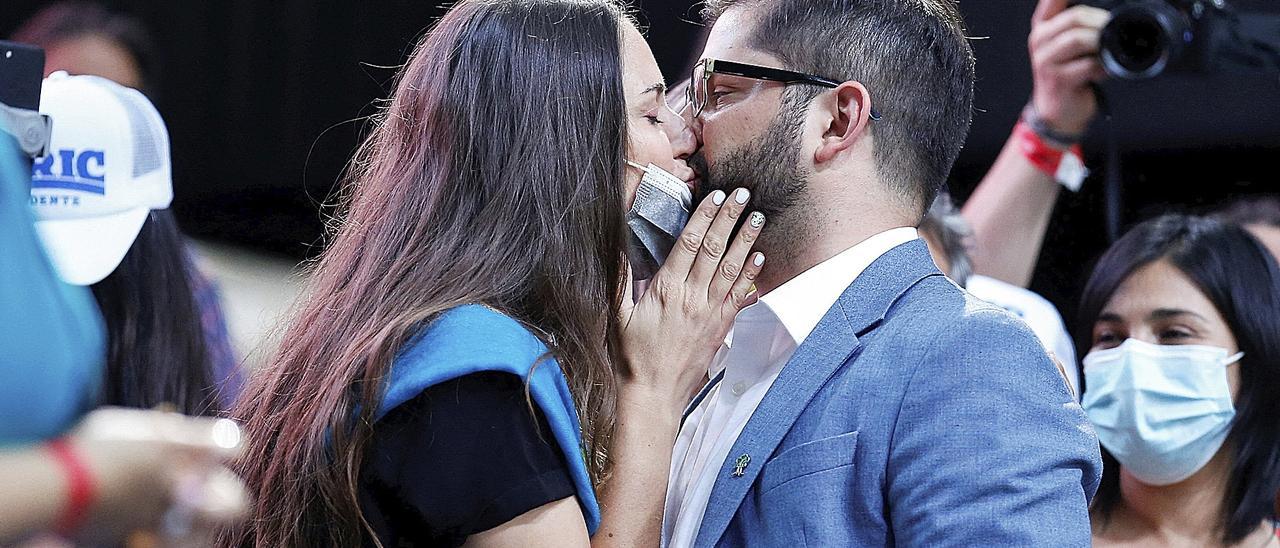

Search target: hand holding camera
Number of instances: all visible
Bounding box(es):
[1030,0,1111,138]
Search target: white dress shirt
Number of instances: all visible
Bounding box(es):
[661,227,919,548]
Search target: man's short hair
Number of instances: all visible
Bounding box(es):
[702,0,976,215]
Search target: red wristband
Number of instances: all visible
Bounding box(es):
[46,438,96,536]
[1015,121,1066,174]
[1014,120,1088,192]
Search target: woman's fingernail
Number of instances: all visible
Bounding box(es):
[753,253,765,267]
[749,211,765,229]
[712,190,726,205]
[735,188,750,204]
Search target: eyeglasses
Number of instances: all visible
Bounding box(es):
[683,58,883,121]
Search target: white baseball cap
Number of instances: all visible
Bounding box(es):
[30,72,173,286]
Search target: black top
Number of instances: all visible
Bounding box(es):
[359,371,576,547]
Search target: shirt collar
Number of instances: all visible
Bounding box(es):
[755,226,919,346]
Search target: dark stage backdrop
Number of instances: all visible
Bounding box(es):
[3,0,1279,322]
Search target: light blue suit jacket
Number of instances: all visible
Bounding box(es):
[687,240,1102,547]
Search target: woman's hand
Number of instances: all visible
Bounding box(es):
[618,187,765,413]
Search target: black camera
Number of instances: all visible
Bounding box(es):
[1083,0,1280,79]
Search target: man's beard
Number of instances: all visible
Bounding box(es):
[691,95,811,254]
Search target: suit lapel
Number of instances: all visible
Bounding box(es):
[692,239,942,548]
[692,307,860,548]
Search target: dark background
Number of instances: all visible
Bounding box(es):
[3,0,1279,321]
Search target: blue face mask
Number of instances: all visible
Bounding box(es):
[1082,338,1242,486]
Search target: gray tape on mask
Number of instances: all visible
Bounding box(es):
[626,179,691,280]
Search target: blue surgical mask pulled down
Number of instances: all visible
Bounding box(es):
[1082,338,1242,486]
[624,161,692,280]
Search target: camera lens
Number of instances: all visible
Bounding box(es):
[1111,14,1167,69]
[1100,1,1191,79]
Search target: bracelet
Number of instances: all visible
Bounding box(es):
[45,438,96,536]
[1021,103,1086,148]
[1014,120,1089,192]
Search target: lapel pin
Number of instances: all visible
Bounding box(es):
[732,454,751,477]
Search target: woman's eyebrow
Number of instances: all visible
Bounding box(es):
[637,82,666,96]
[1096,312,1123,323]
[1148,308,1210,323]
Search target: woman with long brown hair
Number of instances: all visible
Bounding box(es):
[224,0,764,546]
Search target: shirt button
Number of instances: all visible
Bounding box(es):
[731,382,747,396]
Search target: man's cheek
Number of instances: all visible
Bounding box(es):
[699,125,725,169]
[704,112,758,155]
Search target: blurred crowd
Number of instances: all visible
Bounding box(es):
[1,0,1277,546]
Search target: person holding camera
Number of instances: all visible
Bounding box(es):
[961,0,1279,288]
[961,0,1109,288]
[1076,214,1280,547]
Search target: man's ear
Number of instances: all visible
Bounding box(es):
[814,81,874,165]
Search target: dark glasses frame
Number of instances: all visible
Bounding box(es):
[685,58,883,121]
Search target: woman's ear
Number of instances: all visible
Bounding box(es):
[814,81,874,165]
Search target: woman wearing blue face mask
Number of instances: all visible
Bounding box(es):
[1078,214,1280,547]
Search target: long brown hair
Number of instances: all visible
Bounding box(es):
[226,0,631,544]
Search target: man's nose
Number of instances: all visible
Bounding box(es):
[682,101,703,145]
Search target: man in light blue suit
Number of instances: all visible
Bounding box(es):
[662,0,1104,545]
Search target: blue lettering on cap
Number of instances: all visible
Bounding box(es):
[30,149,107,195]
[77,151,105,182]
